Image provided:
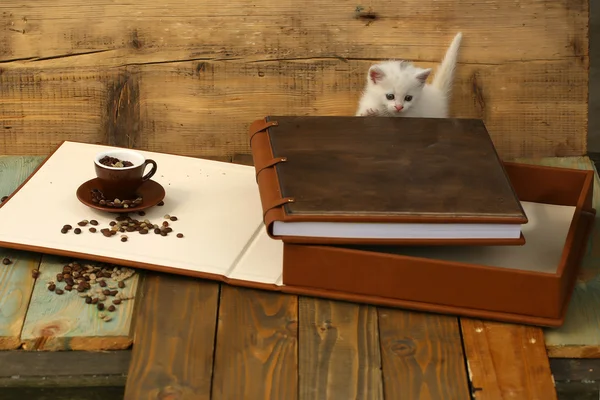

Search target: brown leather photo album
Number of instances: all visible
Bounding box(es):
[248,116,528,246]
[282,161,595,327]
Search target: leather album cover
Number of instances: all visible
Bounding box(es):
[281,162,596,327]
[248,116,528,246]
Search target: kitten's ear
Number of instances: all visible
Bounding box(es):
[369,66,385,84]
[414,68,432,84]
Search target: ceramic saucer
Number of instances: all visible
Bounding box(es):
[76,178,166,213]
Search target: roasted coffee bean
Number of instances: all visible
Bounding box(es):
[154,228,161,234]
[55,289,64,295]
[74,228,81,234]
[63,266,72,273]
[31,269,40,279]
[110,290,118,296]
[102,289,111,296]
[64,285,73,291]
[109,221,116,226]
[91,297,98,304]
[99,280,107,287]
[165,227,173,233]
[177,233,184,238]
[138,211,145,216]
[85,297,92,304]
[84,282,91,289]
[121,236,128,242]
[90,220,99,226]
[118,281,125,288]
[97,303,104,310]
[139,228,148,234]
[0,195,7,203]
[112,299,122,305]
[48,283,56,291]
[160,231,167,236]
[164,214,171,219]
[76,286,85,292]
[2,257,12,265]
[56,273,64,282]
[157,200,164,206]
[61,228,69,234]
[108,305,116,312]
[170,216,178,221]
[89,227,97,233]
[63,224,72,230]
[63,273,71,279]
[77,220,88,226]
[162,221,169,227]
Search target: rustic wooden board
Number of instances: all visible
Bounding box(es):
[0,57,588,160]
[461,319,557,400]
[211,286,298,399]
[298,298,383,400]
[0,155,45,349]
[124,273,220,400]
[512,156,600,358]
[377,309,470,399]
[0,0,589,159]
[0,0,585,65]
[19,255,140,351]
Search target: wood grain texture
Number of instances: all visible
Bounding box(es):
[461,319,557,400]
[377,309,470,400]
[513,156,600,358]
[0,0,589,159]
[124,273,220,400]
[0,58,588,160]
[0,0,586,65]
[211,286,298,400]
[19,255,140,351]
[0,155,45,349]
[298,298,383,400]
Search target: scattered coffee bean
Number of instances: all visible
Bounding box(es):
[77,220,88,227]
[164,214,171,219]
[74,228,81,234]
[160,231,167,236]
[89,227,97,233]
[110,290,118,296]
[99,280,107,287]
[2,257,12,265]
[162,221,169,227]
[55,289,64,295]
[177,233,184,238]
[121,236,127,242]
[56,273,64,282]
[92,297,99,304]
[154,228,161,234]
[31,269,40,279]
[0,195,7,203]
[85,297,92,304]
[139,228,148,234]
[118,281,125,288]
[64,285,73,291]
[61,228,69,234]
[48,283,56,291]
[97,303,105,311]
[108,305,116,312]
[170,216,178,221]
[90,219,99,226]
[158,200,164,206]
[102,289,111,296]
[137,211,145,216]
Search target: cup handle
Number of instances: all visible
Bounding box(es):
[142,159,158,181]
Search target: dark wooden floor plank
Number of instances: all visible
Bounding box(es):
[298,298,383,400]
[377,309,470,400]
[0,350,130,388]
[123,273,220,400]
[1,386,125,400]
[211,286,298,400]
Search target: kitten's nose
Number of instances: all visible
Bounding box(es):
[395,105,404,111]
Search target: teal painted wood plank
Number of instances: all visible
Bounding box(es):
[20,255,141,350]
[0,156,45,349]
[21,255,140,350]
[514,156,600,357]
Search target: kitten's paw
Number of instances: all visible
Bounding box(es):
[365,108,379,116]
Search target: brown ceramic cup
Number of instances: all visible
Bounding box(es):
[94,149,158,200]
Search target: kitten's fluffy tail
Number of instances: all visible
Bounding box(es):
[431,32,462,96]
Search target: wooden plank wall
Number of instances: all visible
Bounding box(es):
[0,0,589,160]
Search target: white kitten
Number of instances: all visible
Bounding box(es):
[355,32,463,118]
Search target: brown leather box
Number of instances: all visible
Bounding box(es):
[282,162,596,327]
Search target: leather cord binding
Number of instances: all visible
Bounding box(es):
[263,197,295,224]
[249,120,279,147]
[255,157,287,183]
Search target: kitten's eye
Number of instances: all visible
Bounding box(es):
[386,94,395,100]
[404,95,413,101]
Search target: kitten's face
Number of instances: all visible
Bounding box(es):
[366,61,431,115]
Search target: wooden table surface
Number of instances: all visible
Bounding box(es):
[1,154,600,400]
